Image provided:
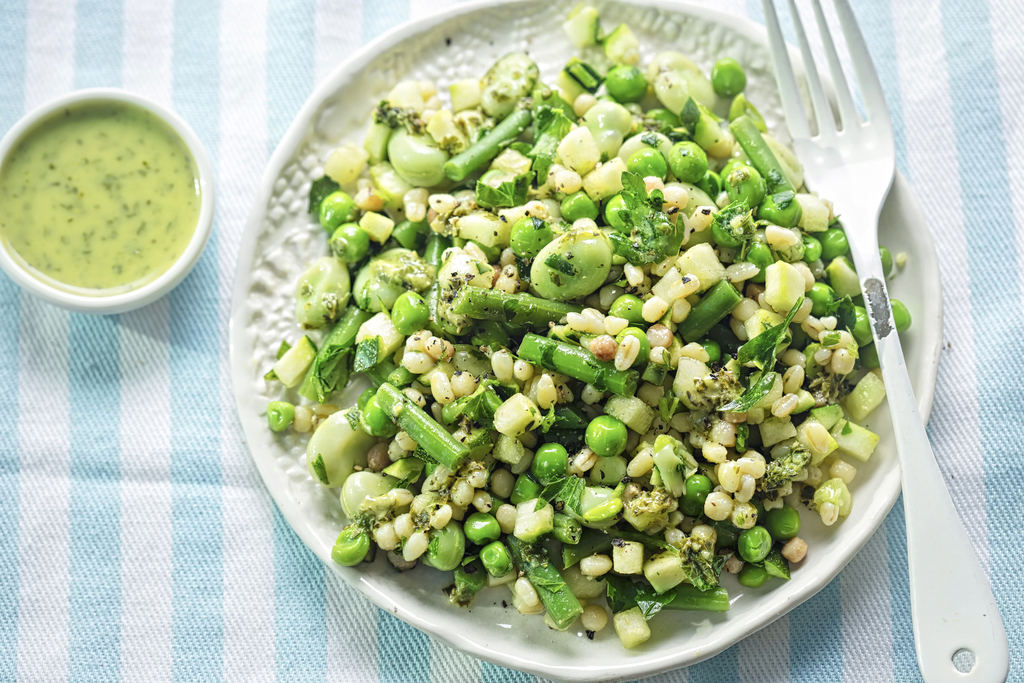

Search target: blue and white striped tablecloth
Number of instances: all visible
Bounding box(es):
[0,0,1021,681]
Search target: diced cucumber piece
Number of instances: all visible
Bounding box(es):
[612,540,644,575]
[564,57,603,93]
[677,242,725,292]
[830,418,880,462]
[369,162,412,210]
[382,457,424,484]
[514,499,555,542]
[603,23,640,66]
[673,356,710,410]
[810,404,844,430]
[604,395,656,434]
[494,433,528,467]
[643,551,686,593]
[765,261,804,314]
[356,312,404,361]
[793,389,815,414]
[581,157,626,200]
[796,193,829,232]
[796,417,838,465]
[759,415,797,447]
[613,607,651,649]
[449,78,482,112]
[562,563,607,599]
[455,210,510,248]
[562,4,601,48]
[844,372,887,422]
[825,256,861,298]
[753,373,783,410]
[272,336,317,388]
[744,308,784,342]
[556,69,587,104]
[364,121,392,164]
[453,425,493,459]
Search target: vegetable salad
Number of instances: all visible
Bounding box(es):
[264,5,911,649]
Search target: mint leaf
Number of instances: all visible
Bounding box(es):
[680,97,701,133]
[308,176,340,214]
[772,190,795,208]
[353,337,380,373]
[544,252,577,277]
[529,106,573,180]
[608,171,679,266]
[825,295,857,333]
[344,408,361,431]
[311,454,329,485]
[539,475,584,517]
[476,173,532,209]
[720,298,804,412]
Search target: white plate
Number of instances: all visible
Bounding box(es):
[229,1,942,680]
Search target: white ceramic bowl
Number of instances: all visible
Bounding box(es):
[230,1,943,680]
[0,88,215,314]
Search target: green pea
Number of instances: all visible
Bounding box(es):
[738,526,772,563]
[331,526,369,566]
[422,523,465,571]
[802,234,823,263]
[737,562,769,588]
[745,241,774,283]
[510,217,554,259]
[590,455,627,484]
[860,342,880,369]
[627,147,668,180]
[510,474,543,505]
[319,191,356,231]
[667,141,708,184]
[711,57,747,98]
[585,415,629,457]
[724,164,766,208]
[891,299,912,333]
[329,223,370,263]
[852,305,872,346]
[614,327,651,365]
[453,561,487,594]
[267,401,295,432]
[464,512,501,545]
[531,443,569,483]
[759,193,802,228]
[879,246,893,276]
[605,65,648,103]
[357,387,376,411]
[680,473,713,517]
[609,294,645,325]
[719,158,749,180]
[603,194,629,230]
[819,227,850,260]
[764,506,801,542]
[806,282,835,317]
[561,191,599,223]
[479,541,514,577]
[392,291,430,335]
[646,108,680,129]
[700,339,721,364]
[359,396,398,437]
[695,170,721,198]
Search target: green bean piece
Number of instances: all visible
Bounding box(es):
[661,585,731,612]
[444,109,533,182]
[331,525,370,566]
[585,415,628,457]
[329,223,371,263]
[677,280,743,342]
[480,541,514,577]
[728,94,767,131]
[507,536,584,630]
[891,299,912,333]
[449,288,582,330]
[392,219,430,251]
[267,401,295,432]
[552,513,582,545]
[711,58,747,97]
[319,190,356,231]
[667,141,708,184]
[562,530,615,568]
[374,383,471,471]
[604,65,647,103]
[362,359,398,387]
[738,526,772,563]
[737,562,769,588]
[730,116,802,227]
[423,234,452,267]
[765,505,801,542]
[422,522,466,572]
[392,291,431,335]
[517,333,639,397]
[386,365,417,389]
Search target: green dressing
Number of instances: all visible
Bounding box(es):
[0,101,201,294]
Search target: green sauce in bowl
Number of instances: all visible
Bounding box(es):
[0,100,201,295]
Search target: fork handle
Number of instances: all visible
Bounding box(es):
[847,220,1009,682]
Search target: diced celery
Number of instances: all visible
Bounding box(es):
[796,193,829,232]
[494,433,528,467]
[449,78,482,112]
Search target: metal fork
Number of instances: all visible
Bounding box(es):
[760,1,1008,680]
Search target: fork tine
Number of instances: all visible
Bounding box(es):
[832,0,892,128]
[809,0,860,131]
[786,0,836,139]
[761,0,811,140]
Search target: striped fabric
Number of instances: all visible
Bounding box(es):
[0,0,1020,681]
